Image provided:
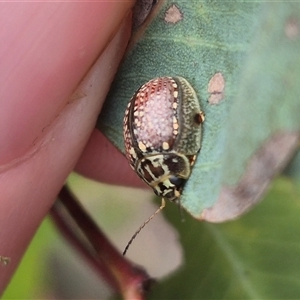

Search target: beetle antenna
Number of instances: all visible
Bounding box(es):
[123,198,166,256]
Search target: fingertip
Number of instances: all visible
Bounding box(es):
[75,130,147,189]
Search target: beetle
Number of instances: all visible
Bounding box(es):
[122,76,204,255]
[123,76,204,202]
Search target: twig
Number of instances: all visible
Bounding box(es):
[50,185,154,300]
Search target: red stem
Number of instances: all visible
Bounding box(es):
[50,185,154,300]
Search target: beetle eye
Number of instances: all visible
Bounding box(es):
[169,176,184,188]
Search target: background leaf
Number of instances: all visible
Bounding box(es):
[4,176,300,299]
[149,177,300,299]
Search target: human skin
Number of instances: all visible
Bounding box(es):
[0,1,146,292]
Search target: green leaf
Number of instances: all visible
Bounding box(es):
[149,177,300,299]
[97,1,300,218]
[222,4,300,185]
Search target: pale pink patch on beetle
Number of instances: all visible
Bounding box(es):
[133,78,177,149]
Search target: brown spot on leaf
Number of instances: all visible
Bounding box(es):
[164,4,183,24]
[208,72,225,104]
[285,17,299,40]
[200,131,300,222]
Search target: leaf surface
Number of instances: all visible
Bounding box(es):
[97,1,300,218]
[150,178,300,299]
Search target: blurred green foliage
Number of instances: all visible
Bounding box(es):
[4,177,300,299]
